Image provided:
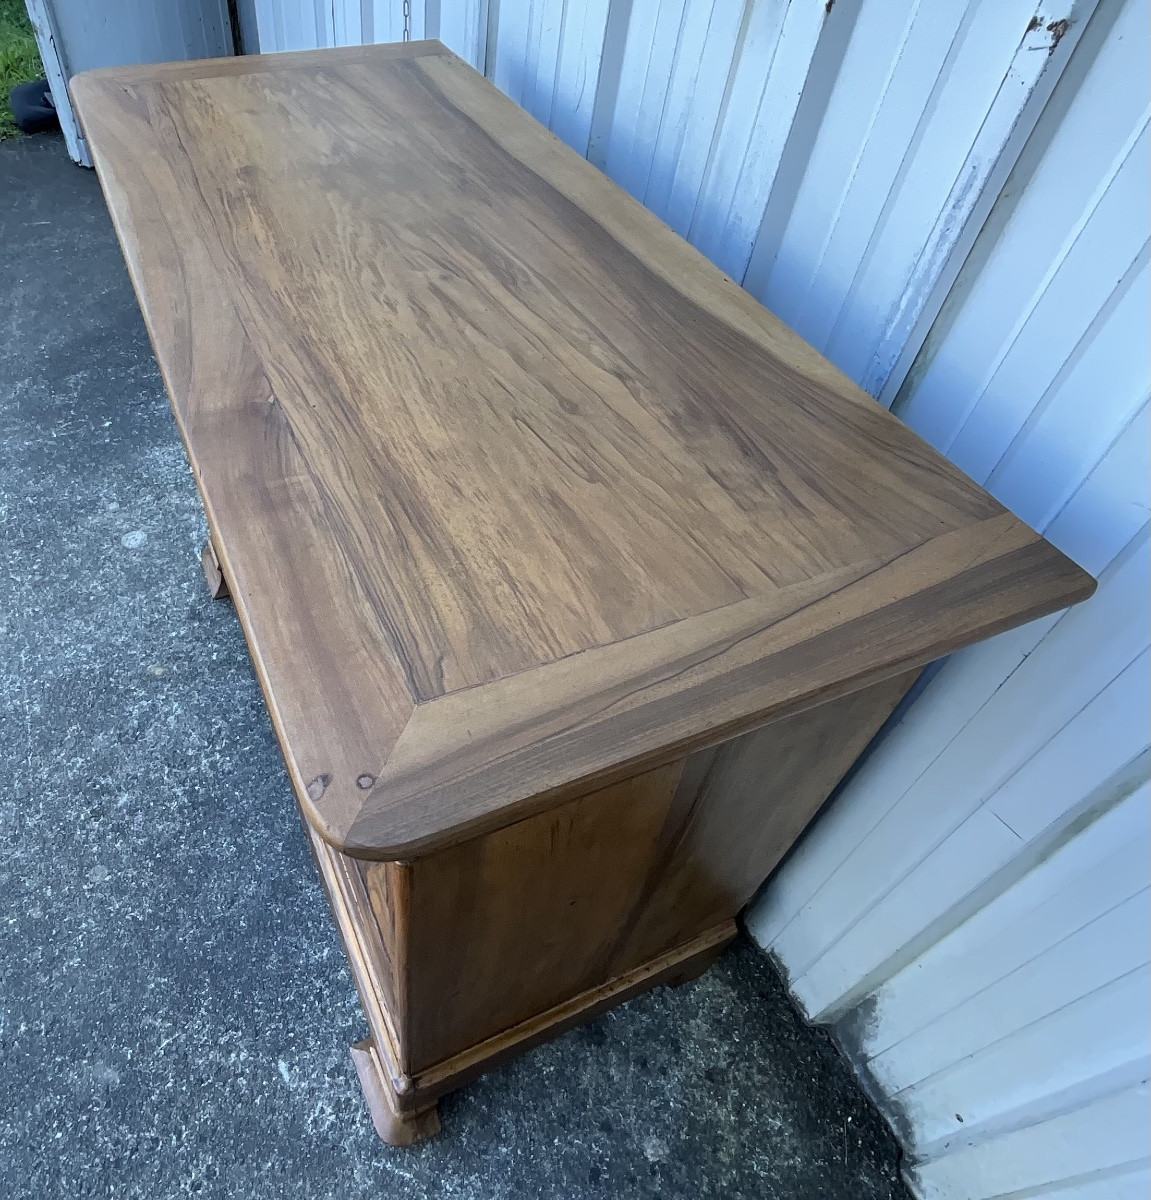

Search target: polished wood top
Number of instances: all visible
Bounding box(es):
[72,43,1094,857]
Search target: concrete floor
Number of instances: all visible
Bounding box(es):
[0,132,910,1200]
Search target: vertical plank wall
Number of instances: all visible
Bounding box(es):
[240,2,1150,1196]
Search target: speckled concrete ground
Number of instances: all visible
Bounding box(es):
[0,132,910,1200]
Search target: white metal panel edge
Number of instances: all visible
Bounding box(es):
[23,0,89,165]
[907,1083,1151,1200]
[774,537,1150,1013]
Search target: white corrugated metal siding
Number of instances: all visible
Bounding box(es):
[747,2,1151,1193]
[198,1,1151,1193]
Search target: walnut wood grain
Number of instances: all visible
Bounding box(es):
[392,761,690,1069]
[608,667,921,971]
[71,43,1094,859]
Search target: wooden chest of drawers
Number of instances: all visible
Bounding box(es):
[72,41,1093,1143]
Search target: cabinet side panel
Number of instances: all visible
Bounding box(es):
[305,825,411,1071]
[613,670,921,971]
[349,856,410,1060]
[374,671,916,1073]
[400,761,685,1071]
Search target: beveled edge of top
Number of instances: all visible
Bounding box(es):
[70,39,450,92]
[310,514,1094,860]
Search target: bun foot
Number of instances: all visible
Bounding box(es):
[350,1039,441,1147]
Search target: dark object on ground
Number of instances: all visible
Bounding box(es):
[9,77,57,134]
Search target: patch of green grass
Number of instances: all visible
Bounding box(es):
[1,0,43,141]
